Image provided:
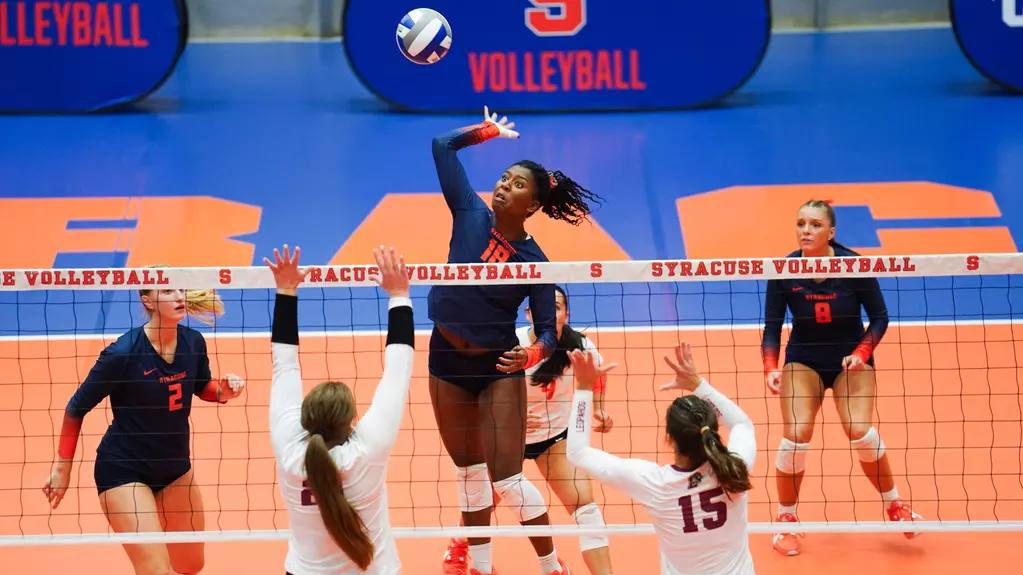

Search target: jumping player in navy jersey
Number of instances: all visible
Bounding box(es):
[429,107,602,575]
[762,200,922,557]
[43,285,245,575]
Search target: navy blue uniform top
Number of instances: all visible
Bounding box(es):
[762,246,890,372]
[427,124,558,355]
[65,325,213,468]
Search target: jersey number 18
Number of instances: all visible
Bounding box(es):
[679,486,728,533]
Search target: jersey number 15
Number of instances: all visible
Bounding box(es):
[679,486,727,533]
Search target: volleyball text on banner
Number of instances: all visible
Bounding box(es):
[950,0,1023,92]
[0,0,188,113]
[341,0,771,112]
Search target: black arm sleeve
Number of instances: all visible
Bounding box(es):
[271,293,299,346]
[386,303,415,348]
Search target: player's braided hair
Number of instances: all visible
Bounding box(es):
[666,396,752,496]
[515,160,603,225]
[531,286,588,386]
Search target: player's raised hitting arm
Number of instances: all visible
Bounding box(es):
[432,106,520,213]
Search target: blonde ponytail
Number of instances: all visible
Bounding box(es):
[184,289,224,326]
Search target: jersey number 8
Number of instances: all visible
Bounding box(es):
[814,302,832,324]
[679,486,728,533]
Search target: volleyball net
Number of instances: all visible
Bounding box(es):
[2,252,1022,546]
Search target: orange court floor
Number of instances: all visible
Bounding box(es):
[1,325,1021,573]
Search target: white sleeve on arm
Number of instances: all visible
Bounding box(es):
[566,389,660,503]
[269,342,308,476]
[352,296,415,461]
[692,378,757,469]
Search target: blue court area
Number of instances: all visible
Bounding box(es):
[1,27,1022,338]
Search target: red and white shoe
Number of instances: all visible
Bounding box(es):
[886,499,923,539]
[443,538,470,575]
[544,558,571,575]
[771,512,804,556]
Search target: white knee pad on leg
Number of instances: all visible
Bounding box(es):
[775,437,811,474]
[492,473,547,522]
[573,502,609,552]
[850,426,886,463]
[456,463,494,513]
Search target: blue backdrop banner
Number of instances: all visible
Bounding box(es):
[0,0,187,113]
[951,0,1023,92]
[343,0,771,113]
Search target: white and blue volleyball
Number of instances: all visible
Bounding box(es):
[396,8,452,65]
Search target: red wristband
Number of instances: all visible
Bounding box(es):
[852,344,873,364]
[523,344,545,370]
[57,413,83,460]
[198,380,225,403]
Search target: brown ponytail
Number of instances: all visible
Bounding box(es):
[301,381,374,570]
[666,396,752,496]
[700,427,752,495]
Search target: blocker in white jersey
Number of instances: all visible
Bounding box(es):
[566,343,757,575]
[265,245,414,575]
[519,325,605,447]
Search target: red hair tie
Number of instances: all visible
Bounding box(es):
[824,199,834,205]
[548,172,557,189]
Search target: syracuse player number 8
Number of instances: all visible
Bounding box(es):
[525,0,587,37]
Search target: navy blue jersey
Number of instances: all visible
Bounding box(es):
[64,325,213,467]
[762,247,890,371]
[427,124,558,354]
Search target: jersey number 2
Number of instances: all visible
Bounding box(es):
[168,383,183,411]
[525,0,587,37]
[679,486,727,533]
[814,302,832,324]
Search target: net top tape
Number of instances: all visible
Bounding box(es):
[0,253,1016,291]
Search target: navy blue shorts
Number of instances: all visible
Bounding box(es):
[94,455,190,495]
[524,429,567,460]
[428,326,524,395]
[784,345,875,389]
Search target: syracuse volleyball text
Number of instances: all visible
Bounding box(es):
[468,49,646,93]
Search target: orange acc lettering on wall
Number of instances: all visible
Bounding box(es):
[675,182,1017,260]
[0,197,261,268]
[328,192,630,265]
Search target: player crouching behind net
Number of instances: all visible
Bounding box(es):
[444,286,616,575]
[266,245,414,575]
[566,343,756,575]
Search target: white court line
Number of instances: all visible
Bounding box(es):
[0,319,1017,343]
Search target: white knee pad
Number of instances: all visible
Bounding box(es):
[492,473,548,522]
[456,463,494,513]
[850,426,886,463]
[775,438,811,474]
[573,502,609,552]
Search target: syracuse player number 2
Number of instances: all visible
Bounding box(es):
[168,383,183,411]
[525,0,587,37]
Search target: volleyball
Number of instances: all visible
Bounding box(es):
[395,8,452,65]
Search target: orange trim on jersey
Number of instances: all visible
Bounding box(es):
[523,343,546,370]
[57,413,82,460]
[198,379,225,403]
[851,343,873,365]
